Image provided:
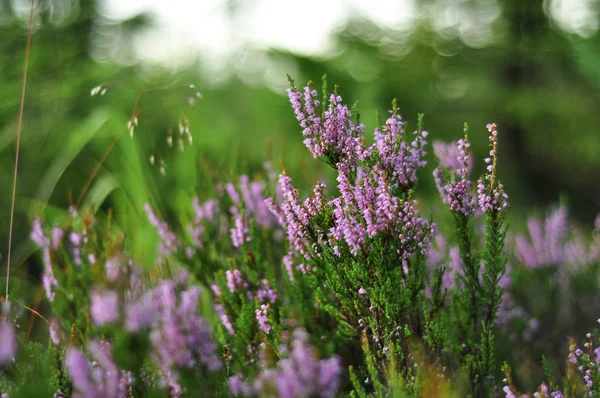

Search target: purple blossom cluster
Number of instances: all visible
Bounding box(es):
[229,328,341,398]
[477,123,509,212]
[425,234,463,291]
[226,269,248,293]
[187,197,219,252]
[65,340,133,398]
[515,206,600,269]
[30,217,59,302]
[265,173,325,260]
[370,112,428,188]
[433,136,475,216]
[287,85,365,168]
[270,90,436,275]
[90,289,120,327]
[224,175,283,247]
[257,279,277,304]
[255,304,271,335]
[503,383,564,398]
[144,204,177,259]
[0,321,17,366]
[124,276,221,393]
[330,164,434,257]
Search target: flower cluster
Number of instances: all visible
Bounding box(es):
[515,205,600,269]
[30,217,59,301]
[477,123,509,212]
[124,275,221,394]
[287,83,365,168]
[567,330,600,397]
[433,133,475,216]
[144,204,177,259]
[229,328,341,397]
[273,85,435,273]
[371,110,428,188]
[187,197,219,253]
[66,341,133,398]
[0,321,17,366]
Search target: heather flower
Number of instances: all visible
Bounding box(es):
[125,279,221,378]
[65,342,132,398]
[51,226,64,249]
[144,204,177,258]
[230,211,250,247]
[90,290,120,327]
[30,217,49,248]
[0,322,17,366]
[105,258,122,282]
[70,232,82,265]
[192,197,218,224]
[238,175,278,229]
[433,140,473,173]
[215,303,234,335]
[515,206,572,268]
[257,280,277,303]
[48,319,63,345]
[372,111,428,188]
[229,374,252,396]
[282,253,295,282]
[255,304,271,334]
[265,173,314,259]
[226,269,247,293]
[433,135,475,216]
[477,123,508,212]
[239,329,341,398]
[503,385,516,398]
[287,84,365,168]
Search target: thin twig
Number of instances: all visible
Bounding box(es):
[6,0,36,302]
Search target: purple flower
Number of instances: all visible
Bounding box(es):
[226,269,247,293]
[49,319,63,345]
[433,136,474,217]
[282,254,295,282]
[229,374,252,396]
[42,258,58,303]
[144,204,177,259]
[30,218,49,248]
[477,123,508,212]
[358,287,366,295]
[250,328,342,398]
[372,112,427,188]
[230,211,250,248]
[125,279,221,379]
[515,206,571,268]
[0,322,17,366]
[257,280,277,303]
[256,304,271,334]
[215,303,234,335]
[90,290,120,327]
[51,226,64,249]
[433,140,472,173]
[65,342,132,398]
[105,258,122,282]
[503,386,516,398]
[287,85,365,168]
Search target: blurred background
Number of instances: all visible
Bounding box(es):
[0,0,599,283]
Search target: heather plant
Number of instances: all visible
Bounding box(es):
[1,70,600,398]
